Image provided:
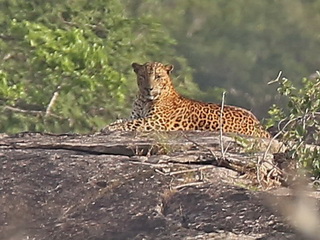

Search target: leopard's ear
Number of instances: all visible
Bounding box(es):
[164,64,174,74]
[132,63,142,73]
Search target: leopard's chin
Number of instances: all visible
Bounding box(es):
[146,95,158,101]
[145,93,160,101]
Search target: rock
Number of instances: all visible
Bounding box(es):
[0,131,317,239]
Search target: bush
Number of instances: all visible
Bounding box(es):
[267,72,320,177]
[0,0,195,133]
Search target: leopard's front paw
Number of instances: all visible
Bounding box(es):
[100,119,127,133]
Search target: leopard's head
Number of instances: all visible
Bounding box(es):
[132,62,174,101]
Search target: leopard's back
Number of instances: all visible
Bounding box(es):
[135,96,270,137]
[165,99,270,137]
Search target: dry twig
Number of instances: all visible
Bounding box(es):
[172,181,205,190]
[219,91,226,160]
[169,166,214,176]
[181,132,217,159]
[45,86,60,118]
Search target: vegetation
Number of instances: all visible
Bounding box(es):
[1,0,320,134]
[267,74,320,177]
[0,0,320,178]
[0,0,196,133]
[123,0,320,116]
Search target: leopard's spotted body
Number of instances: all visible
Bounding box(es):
[104,62,270,138]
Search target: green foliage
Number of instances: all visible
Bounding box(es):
[0,0,193,133]
[0,70,25,103]
[124,0,320,116]
[267,74,320,177]
[2,0,320,134]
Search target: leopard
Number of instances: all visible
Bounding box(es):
[103,62,270,138]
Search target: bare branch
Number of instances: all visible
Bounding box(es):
[3,105,63,119]
[172,181,205,190]
[169,166,214,176]
[268,70,283,85]
[219,91,226,160]
[181,132,217,159]
[45,86,61,118]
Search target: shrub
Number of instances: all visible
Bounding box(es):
[266,72,320,177]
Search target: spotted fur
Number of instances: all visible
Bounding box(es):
[104,62,270,138]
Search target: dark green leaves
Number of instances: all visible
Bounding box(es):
[0,0,191,133]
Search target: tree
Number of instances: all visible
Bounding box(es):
[0,0,194,133]
[123,0,320,117]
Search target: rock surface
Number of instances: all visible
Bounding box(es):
[0,131,318,240]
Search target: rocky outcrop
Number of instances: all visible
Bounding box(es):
[0,131,318,240]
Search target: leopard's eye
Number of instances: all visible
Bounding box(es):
[155,75,161,80]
